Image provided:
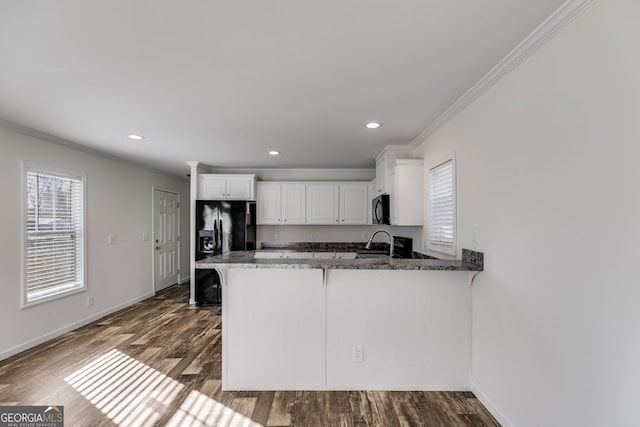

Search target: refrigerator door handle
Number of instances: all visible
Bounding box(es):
[216,219,222,254]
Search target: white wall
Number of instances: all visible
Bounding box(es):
[0,127,190,360]
[413,1,640,425]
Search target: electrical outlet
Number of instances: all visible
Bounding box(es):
[142,233,149,241]
[274,232,279,240]
[352,345,364,363]
[107,234,114,245]
[87,296,94,308]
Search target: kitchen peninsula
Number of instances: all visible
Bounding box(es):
[197,246,483,391]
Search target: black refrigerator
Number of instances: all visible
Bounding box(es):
[195,200,256,305]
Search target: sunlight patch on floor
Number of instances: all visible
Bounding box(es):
[64,349,262,427]
[65,349,182,427]
[166,390,262,427]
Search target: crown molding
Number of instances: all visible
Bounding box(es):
[409,0,597,150]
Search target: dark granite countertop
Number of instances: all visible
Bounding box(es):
[196,248,483,272]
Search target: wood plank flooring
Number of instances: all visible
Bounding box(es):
[0,283,500,426]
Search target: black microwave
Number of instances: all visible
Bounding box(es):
[372,194,390,224]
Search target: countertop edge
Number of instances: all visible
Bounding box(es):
[196,250,483,272]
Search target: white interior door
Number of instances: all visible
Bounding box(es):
[154,189,179,292]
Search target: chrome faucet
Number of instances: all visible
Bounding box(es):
[365,229,394,258]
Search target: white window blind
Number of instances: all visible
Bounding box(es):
[25,168,85,304]
[428,154,456,255]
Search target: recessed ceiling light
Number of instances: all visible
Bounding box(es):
[127,134,145,140]
[268,150,280,156]
[365,122,382,129]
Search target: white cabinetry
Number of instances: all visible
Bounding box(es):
[339,184,368,225]
[374,147,412,195]
[389,159,424,226]
[198,174,256,200]
[257,183,306,225]
[305,183,369,225]
[282,184,306,224]
[258,182,369,225]
[306,184,340,224]
[256,183,281,224]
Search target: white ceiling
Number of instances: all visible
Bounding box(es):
[0,0,566,176]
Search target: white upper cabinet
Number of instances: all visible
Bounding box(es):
[375,155,388,195]
[198,174,256,200]
[374,147,412,195]
[306,183,368,225]
[258,181,369,225]
[281,184,306,224]
[306,184,340,224]
[257,183,306,225]
[339,184,368,225]
[389,159,424,226]
[256,182,282,224]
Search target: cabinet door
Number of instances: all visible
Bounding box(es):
[339,184,368,225]
[389,167,398,225]
[198,176,227,199]
[281,184,306,225]
[254,251,283,259]
[313,252,336,259]
[390,160,424,226]
[375,156,387,195]
[283,252,311,259]
[306,184,339,224]
[257,183,282,225]
[226,176,255,200]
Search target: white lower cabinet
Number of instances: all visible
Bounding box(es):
[282,252,310,259]
[223,269,471,390]
[253,251,284,259]
[313,252,336,259]
[335,252,357,259]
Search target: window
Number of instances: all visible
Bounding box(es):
[24,165,86,306]
[428,152,456,256]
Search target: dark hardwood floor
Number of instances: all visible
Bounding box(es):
[0,283,500,426]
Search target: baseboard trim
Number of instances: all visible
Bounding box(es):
[223,383,469,391]
[0,292,155,362]
[469,381,512,427]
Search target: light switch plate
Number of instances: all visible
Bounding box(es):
[352,345,364,363]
